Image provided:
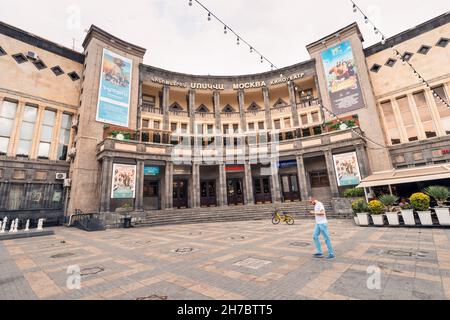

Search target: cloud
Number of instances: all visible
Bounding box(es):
[0,0,448,75]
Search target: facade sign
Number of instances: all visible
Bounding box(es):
[278,160,297,169]
[173,166,191,175]
[96,48,133,127]
[112,164,136,199]
[144,166,161,176]
[321,40,365,115]
[225,165,245,172]
[333,152,362,187]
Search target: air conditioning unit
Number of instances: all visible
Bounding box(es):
[63,178,72,188]
[68,148,77,158]
[56,173,67,180]
[71,117,79,129]
[26,51,39,60]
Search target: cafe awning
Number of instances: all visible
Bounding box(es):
[357,164,450,188]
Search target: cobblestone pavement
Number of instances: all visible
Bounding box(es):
[1,219,450,300]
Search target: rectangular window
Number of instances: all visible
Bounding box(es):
[57,113,72,160]
[38,109,56,159]
[170,122,177,132]
[413,91,436,138]
[207,124,213,134]
[301,114,308,125]
[223,124,229,134]
[232,124,239,133]
[153,120,160,130]
[248,122,255,131]
[284,118,291,129]
[197,124,203,134]
[0,100,18,154]
[274,119,281,130]
[142,119,149,128]
[258,122,265,130]
[432,85,450,135]
[181,123,188,134]
[310,171,330,188]
[17,105,38,156]
[396,96,418,142]
[311,112,320,123]
[380,101,401,145]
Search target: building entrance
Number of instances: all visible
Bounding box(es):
[280,174,301,202]
[227,178,244,206]
[143,180,160,210]
[200,180,217,207]
[254,177,272,204]
[173,179,188,209]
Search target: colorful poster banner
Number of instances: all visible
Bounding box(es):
[333,152,362,187]
[96,48,133,127]
[112,164,136,199]
[321,40,365,115]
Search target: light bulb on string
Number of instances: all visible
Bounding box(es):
[381,37,386,45]
[189,0,192,6]
[223,26,227,34]
[352,3,357,13]
[250,47,253,53]
[374,27,379,35]
[207,12,211,21]
[364,16,369,24]
[236,37,240,45]
[260,56,263,63]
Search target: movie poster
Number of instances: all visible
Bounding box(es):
[321,40,365,115]
[333,152,362,187]
[111,164,136,199]
[96,49,133,127]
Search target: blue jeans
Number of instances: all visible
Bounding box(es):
[313,223,335,256]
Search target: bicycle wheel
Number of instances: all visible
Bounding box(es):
[272,216,281,225]
[285,215,295,225]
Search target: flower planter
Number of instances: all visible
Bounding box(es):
[435,207,450,226]
[357,213,369,226]
[386,212,400,226]
[417,211,433,226]
[371,214,385,226]
[353,216,360,225]
[401,209,416,226]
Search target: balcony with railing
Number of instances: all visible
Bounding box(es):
[141,104,163,115]
[297,97,321,109]
[169,110,189,118]
[270,104,292,115]
[220,112,241,119]
[195,112,216,119]
[245,109,267,119]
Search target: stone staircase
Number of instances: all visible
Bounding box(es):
[133,201,344,228]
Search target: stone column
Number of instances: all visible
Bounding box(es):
[30,105,45,159]
[324,150,339,198]
[262,87,273,130]
[8,101,25,157]
[390,98,409,144]
[162,85,170,131]
[270,159,282,203]
[218,163,227,206]
[100,157,113,212]
[244,161,254,205]
[424,89,446,137]
[213,91,222,131]
[188,90,196,135]
[51,111,63,160]
[407,94,426,140]
[296,154,309,201]
[355,145,370,178]
[288,82,300,127]
[135,160,144,211]
[164,162,173,209]
[237,90,247,131]
[192,162,200,208]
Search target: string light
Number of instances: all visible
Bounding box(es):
[188,0,278,70]
[351,1,450,109]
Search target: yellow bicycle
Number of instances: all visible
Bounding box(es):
[272,209,295,225]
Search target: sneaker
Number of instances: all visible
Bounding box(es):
[326,254,336,260]
[313,253,324,258]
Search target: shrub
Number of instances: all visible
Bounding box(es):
[410,193,430,212]
[368,200,385,215]
[379,194,399,212]
[351,199,369,215]
[424,186,450,208]
[400,202,413,210]
[344,188,365,198]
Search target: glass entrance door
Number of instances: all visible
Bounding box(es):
[227,178,244,206]
[173,179,188,209]
[254,177,272,204]
[143,180,160,210]
[200,180,217,207]
[280,174,301,202]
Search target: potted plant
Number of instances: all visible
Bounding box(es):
[344,188,365,198]
[351,199,368,225]
[410,192,432,226]
[352,199,369,226]
[399,201,415,226]
[379,194,400,226]
[424,186,450,226]
[115,203,133,215]
[368,200,385,226]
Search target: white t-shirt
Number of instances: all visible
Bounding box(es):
[314,201,328,225]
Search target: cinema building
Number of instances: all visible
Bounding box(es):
[0,12,449,226]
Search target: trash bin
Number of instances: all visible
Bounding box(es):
[123,217,132,229]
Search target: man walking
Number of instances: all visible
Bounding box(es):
[309,197,335,260]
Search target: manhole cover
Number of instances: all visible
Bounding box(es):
[387,250,413,257]
[50,252,75,259]
[171,248,197,255]
[136,295,168,300]
[81,267,105,276]
[234,258,272,270]
[229,236,246,241]
[289,242,310,247]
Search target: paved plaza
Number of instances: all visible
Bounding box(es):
[1,219,450,300]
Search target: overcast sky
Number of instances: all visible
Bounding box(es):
[0,1,448,75]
